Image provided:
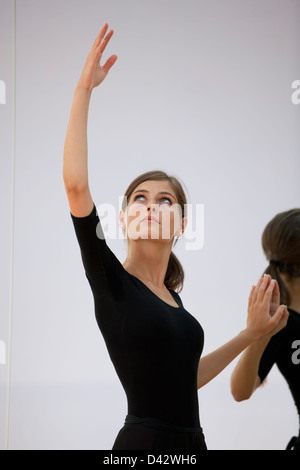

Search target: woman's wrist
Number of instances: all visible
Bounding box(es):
[75,82,93,96]
[241,327,273,347]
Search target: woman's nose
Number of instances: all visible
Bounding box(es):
[147,202,157,212]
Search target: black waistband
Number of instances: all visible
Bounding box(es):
[125,414,203,433]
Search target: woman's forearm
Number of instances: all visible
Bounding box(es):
[63,86,92,191]
[63,24,117,192]
[197,329,255,389]
[230,335,271,401]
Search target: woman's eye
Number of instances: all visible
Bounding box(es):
[133,195,172,204]
[160,197,172,205]
[134,194,146,201]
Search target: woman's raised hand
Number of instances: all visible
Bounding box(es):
[77,23,118,91]
[246,274,289,340]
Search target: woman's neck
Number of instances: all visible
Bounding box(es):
[123,239,172,288]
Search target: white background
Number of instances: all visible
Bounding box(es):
[1,0,299,449]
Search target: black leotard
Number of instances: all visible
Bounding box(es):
[70,203,205,431]
[258,308,300,437]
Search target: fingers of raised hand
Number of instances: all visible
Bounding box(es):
[262,278,277,306]
[248,285,256,310]
[102,54,118,75]
[93,23,109,49]
[282,306,289,325]
[99,29,114,54]
[251,276,264,305]
[271,278,280,305]
[256,274,272,303]
[269,304,287,329]
[93,24,114,60]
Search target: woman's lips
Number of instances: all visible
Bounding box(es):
[141,216,159,223]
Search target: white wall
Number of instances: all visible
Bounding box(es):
[1,0,299,449]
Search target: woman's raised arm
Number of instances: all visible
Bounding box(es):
[63,23,117,217]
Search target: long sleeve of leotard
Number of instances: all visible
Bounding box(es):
[70,202,125,300]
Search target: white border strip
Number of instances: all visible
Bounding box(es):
[5,0,16,450]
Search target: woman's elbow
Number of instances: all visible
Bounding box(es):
[231,375,261,402]
[231,390,252,402]
[230,382,253,402]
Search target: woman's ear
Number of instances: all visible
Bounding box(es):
[175,217,187,237]
[181,217,188,237]
[173,217,187,245]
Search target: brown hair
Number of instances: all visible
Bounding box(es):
[121,170,188,293]
[262,209,300,306]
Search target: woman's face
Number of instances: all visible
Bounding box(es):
[120,180,186,243]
